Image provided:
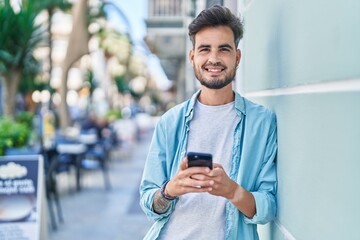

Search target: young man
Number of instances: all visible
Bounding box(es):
[140,5,277,240]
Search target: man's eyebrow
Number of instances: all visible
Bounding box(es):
[196,44,234,50]
[219,44,233,49]
[197,44,211,49]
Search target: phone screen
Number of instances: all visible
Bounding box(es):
[187,152,213,169]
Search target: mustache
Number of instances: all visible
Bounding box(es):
[203,63,226,68]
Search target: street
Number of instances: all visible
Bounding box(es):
[48,129,154,240]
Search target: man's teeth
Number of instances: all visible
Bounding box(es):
[208,69,222,72]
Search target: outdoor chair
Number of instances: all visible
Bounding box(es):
[78,129,111,190]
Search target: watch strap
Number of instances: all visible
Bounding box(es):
[160,180,177,201]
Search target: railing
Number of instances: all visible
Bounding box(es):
[148,0,190,18]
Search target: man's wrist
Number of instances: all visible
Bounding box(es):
[161,180,177,201]
[152,181,177,214]
[153,189,171,214]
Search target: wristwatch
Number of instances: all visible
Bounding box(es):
[160,180,177,201]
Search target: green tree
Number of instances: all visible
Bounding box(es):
[0,0,72,117]
[0,0,44,117]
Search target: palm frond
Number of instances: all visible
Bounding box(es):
[0,0,44,72]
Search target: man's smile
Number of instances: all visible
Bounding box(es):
[204,65,225,73]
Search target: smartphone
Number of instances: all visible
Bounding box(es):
[187,152,213,169]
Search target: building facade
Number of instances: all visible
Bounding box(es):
[145,0,194,102]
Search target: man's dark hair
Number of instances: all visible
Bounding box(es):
[188,5,244,48]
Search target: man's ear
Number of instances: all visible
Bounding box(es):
[189,48,194,65]
[236,49,241,66]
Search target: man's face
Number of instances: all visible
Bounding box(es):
[189,26,241,90]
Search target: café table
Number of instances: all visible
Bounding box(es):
[56,142,86,191]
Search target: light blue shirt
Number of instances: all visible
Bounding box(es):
[140,91,277,240]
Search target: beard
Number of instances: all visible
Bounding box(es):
[193,63,236,89]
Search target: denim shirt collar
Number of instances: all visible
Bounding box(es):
[185,90,246,119]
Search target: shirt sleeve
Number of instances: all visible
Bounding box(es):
[139,118,176,221]
[244,113,278,225]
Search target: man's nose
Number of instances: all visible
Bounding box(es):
[208,51,220,65]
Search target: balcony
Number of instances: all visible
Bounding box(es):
[145,0,193,60]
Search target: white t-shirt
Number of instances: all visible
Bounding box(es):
[159,100,239,240]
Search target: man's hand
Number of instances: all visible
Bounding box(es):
[164,159,256,218]
[153,157,213,214]
[202,163,237,198]
[192,163,256,218]
[165,157,214,197]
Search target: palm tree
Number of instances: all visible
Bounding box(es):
[0,0,72,118]
[0,0,44,117]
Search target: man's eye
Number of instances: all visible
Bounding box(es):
[199,48,209,52]
[220,48,230,52]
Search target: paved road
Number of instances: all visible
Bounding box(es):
[48,130,154,240]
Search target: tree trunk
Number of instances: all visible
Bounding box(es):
[59,68,70,130]
[59,0,89,131]
[2,70,22,118]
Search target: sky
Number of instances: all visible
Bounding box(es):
[106,0,147,42]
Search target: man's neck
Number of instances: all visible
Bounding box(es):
[198,85,234,106]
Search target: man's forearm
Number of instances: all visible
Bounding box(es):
[229,182,256,218]
[153,189,171,214]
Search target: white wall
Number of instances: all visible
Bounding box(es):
[234,0,360,239]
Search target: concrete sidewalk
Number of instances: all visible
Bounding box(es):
[48,130,154,240]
